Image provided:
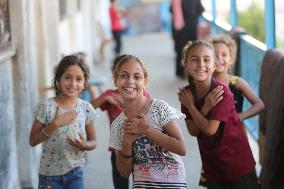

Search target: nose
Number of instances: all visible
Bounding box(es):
[126,76,134,84]
[197,59,205,68]
[215,54,221,61]
[71,78,77,86]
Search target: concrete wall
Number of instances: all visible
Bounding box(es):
[0,0,107,188]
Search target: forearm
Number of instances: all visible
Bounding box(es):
[145,127,186,156]
[116,150,132,178]
[116,140,133,177]
[83,139,97,151]
[185,105,210,136]
[240,101,265,121]
[188,105,210,134]
[30,122,58,146]
[91,97,105,109]
[185,120,200,136]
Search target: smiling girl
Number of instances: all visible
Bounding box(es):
[178,40,259,189]
[29,55,97,189]
[109,55,188,188]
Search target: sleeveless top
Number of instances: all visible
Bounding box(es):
[229,76,244,113]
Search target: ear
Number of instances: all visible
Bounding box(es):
[56,81,61,90]
[114,79,117,87]
[213,63,216,69]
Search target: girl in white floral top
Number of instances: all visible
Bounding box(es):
[29,55,97,189]
[109,55,188,188]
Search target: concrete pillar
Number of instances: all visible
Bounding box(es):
[10,0,39,187]
[0,60,20,189]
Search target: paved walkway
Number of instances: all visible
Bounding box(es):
[84,32,259,189]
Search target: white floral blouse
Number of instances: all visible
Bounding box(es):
[34,97,97,176]
[110,99,187,188]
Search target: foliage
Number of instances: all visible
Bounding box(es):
[238,3,265,42]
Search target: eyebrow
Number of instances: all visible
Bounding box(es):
[64,73,83,77]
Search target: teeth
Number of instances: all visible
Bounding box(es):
[124,87,134,92]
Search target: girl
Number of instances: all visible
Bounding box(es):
[212,34,264,123]
[198,35,265,187]
[109,55,187,188]
[178,40,259,189]
[90,54,151,189]
[29,55,97,189]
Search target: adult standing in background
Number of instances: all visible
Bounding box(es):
[109,0,125,58]
[171,0,204,78]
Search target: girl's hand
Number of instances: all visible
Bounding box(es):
[124,114,149,135]
[67,132,86,151]
[124,117,143,135]
[106,94,124,108]
[53,107,77,128]
[112,93,124,108]
[178,87,194,108]
[203,86,224,111]
[137,113,149,130]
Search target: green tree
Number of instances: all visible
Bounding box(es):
[238,3,265,42]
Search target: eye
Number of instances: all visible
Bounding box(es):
[190,57,198,62]
[64,76,71,80]
[134,75,142,80]
[222,52,229,58]
[76,77,83,82]
[204,58,211,63]
[119,73,128,79]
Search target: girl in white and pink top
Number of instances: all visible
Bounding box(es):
[109,55,187,188]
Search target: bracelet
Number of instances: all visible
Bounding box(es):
[41,127,49,137]
[120,152,132,159]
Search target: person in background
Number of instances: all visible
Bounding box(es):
[178,40,259,189]
[90,55,151,189]
[212,35,264,127]
[109,0,126,58]
[170,0,204,78]
[29,55,97,189]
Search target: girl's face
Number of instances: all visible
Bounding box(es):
[184,45,215,83]
[58,65,85,97]
[214,42,232,73]
[115,60,146,100]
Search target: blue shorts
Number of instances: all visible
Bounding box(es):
[38,167,84,189]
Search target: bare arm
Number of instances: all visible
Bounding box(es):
[124,114,186,156]
[116,133,137,178]
[29,108,77,146]
[185,103,220,136]
[147,120,186,156]
[91,95,108,109]
[237,78,265,121]
[178,87,221,136]
[91,93,123,109]
[29,119,52,146]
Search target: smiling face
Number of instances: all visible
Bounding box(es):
[184,45,215,84]
[114,59,147,100]
[214,42,233,73]
[58,65,85,97]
